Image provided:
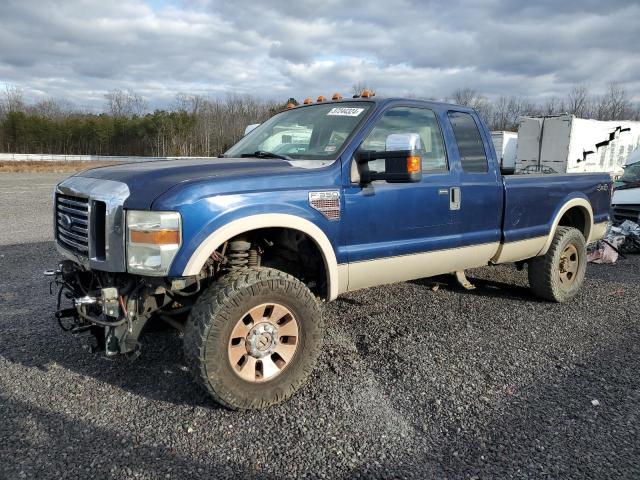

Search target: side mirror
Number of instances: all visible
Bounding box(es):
[385,133,422,151]
[355,133,423,184]
[244,123,260,135]
[356,150,423,184]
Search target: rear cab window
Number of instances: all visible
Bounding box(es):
[447,111,489,173]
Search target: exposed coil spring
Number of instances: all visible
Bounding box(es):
[228,251,249,267]
[228,249,259,267]
[227,240,251,268]
[248,249,259,267]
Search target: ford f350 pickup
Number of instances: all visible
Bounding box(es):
[49,95,611,409]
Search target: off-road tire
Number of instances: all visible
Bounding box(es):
[184,267,324,409]
[528,226,587,303]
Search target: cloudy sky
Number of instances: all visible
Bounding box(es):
[0,0,638,110]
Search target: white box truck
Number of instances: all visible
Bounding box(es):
[491,131,518,174]
[515,115,640,177]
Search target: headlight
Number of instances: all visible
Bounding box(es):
[126,210,181,276]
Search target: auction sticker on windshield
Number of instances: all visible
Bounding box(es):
[327,107,365,116]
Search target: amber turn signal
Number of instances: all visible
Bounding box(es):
[407,156,421,174]
[130,230,180,245]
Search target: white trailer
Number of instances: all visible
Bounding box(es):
[491,131,518,174]
[515,114,640,177]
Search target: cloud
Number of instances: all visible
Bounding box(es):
[0,0,638,109]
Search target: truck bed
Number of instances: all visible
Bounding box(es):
[501,173,611,244]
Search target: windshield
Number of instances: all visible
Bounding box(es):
[616,162,640,186]
[224,101,373,160]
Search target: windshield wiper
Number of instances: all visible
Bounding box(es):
[240,151,291,160]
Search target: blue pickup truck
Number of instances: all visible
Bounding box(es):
[50,95,611,409]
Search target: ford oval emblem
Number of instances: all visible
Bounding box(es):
[60,213,73,230]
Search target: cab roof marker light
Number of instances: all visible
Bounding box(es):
[332,93,343,101]
[317,95,326,102]
[303,98,313,104]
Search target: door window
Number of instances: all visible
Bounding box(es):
[448,111,489,173]
[359,107,448,174]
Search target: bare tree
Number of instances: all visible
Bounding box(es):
[604,82,631,120]
[174,93,206,114]
[567,84,589,117]
[450,88,493,123]
[31,98,75,119]
[491,96,511,131]
[451,87,478,107]
[593,83,631,121]
[104,89,148,118]
[543,96,565,116]
[2,85,25,113]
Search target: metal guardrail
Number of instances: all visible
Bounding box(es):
[0,153,207,162]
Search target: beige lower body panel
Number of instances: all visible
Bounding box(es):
[490,236,547,264]
[588,222,608,243]
[346,242,500,292]
[341,221,606,294]
[337,264,349,295]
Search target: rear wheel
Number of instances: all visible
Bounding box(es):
[528,226,587,303]
[184,267,324,409]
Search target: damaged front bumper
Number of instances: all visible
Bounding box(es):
[47,259,198,357]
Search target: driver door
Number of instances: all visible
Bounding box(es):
[342,106,459,290]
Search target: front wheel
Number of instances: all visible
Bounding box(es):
[184,267,324,409]
[528,226,587,303]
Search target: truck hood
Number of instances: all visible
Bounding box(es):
[612,186,640,205]
[74,157,308,209]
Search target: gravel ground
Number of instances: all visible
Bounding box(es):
[1,174,639,479]
[0,173,67,246]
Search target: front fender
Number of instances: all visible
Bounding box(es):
[169,194,342,300]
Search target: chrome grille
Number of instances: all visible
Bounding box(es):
[56,193,89,255]
[55,177,129,271]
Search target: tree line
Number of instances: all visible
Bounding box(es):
[0,83,638,157]
[449,83,640,132]
[0,87,283,157]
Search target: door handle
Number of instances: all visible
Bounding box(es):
[450,187,461,210]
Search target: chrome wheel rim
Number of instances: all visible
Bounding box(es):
[558,244,579,287]
[228,303,299,383]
